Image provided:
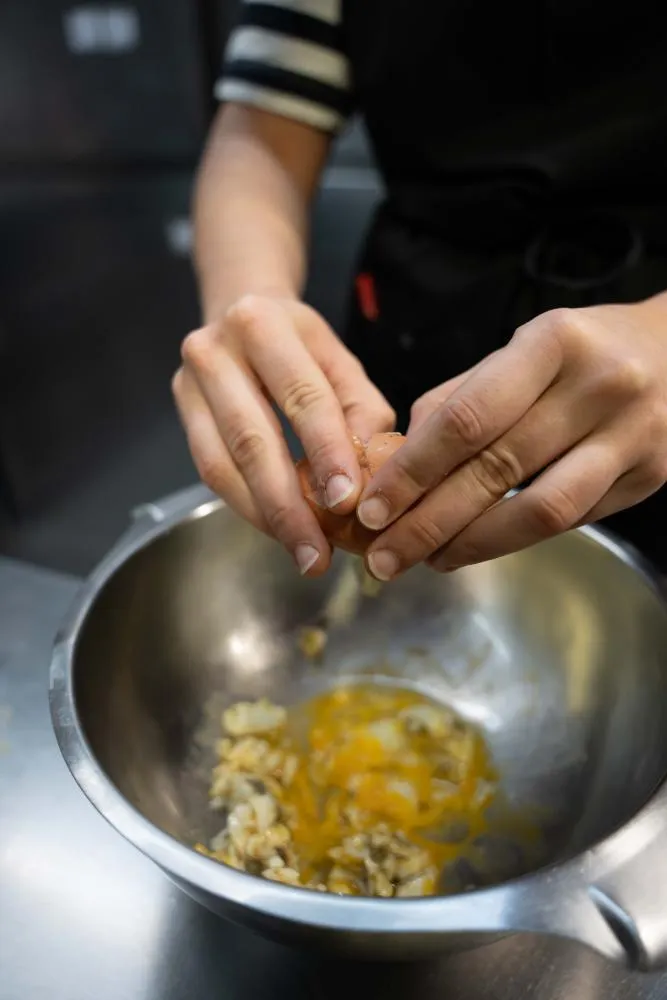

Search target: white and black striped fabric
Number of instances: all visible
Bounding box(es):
[216,0,352,132]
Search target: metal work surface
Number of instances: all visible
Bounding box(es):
[2,554,667,999]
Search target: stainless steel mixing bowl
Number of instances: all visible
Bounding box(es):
[50,485,667,967]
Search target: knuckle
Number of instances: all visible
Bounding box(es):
[609,356,652,398]
[440,396,484,448]
[410,389,446,428]
[530,307,589,358]
[225,294,273,340]
[446,539,484,567]
[409,513,447,553]
[304,431,341,470]
[226,423,266,469]
[392,452,437,494]
[181,328,212,369]
[282,378,329,424]
[528,486,579,537]
[264,501,298,540]
[469,443,523,497]
[637,458,667,492]
[195,455,226,495]
[545,307,583,342]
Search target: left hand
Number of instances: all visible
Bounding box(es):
[356,299,667,579]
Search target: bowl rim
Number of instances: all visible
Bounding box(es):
[48,487,667,959]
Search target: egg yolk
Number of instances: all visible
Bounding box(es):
[278,685,498,879]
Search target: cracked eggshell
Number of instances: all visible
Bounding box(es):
[296,432,405,555]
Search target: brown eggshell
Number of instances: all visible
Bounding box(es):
[296,432,405,554]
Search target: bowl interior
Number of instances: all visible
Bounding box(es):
[73,505,667,892]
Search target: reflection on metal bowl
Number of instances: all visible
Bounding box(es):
[50,485,667,966]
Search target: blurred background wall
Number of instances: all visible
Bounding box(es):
[0,0,382,574]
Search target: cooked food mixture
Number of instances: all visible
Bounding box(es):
[195,686,497,897]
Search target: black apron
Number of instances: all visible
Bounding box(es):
[342,0,667,568]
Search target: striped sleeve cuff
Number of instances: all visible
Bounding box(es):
[216,0,352,133]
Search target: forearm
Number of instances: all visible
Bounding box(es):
[194,104,330,324]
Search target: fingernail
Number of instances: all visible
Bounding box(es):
[367,549,399,581]
[325,473,354,509]
[295,543,320,576]
[358,494,391,530]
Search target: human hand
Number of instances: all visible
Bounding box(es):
[173,295,395,576]
[356,300,667,579]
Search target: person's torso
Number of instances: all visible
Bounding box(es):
[340,2,667,569]
[343,0,667,248]
[342,1,667,383]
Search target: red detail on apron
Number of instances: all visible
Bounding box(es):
[355,272,379,322]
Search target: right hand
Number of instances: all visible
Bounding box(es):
[173,294,395,576]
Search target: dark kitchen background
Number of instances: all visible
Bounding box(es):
[2,1,663,578]
[0,0,383,575]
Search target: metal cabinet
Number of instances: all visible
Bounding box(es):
[0,173,199,512]
[0,1,210,166]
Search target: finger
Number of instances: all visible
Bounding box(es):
[229,297,364,513]
[182,334,331,576]
[364,382,603,579]
[407,356,497,437]
[321,345,396,441]
[407,374,468,437]
[429,437,626,571]
[583,465,666,523]
[172,367,268,532]
[358,332,562,532]
[305,310,396,439]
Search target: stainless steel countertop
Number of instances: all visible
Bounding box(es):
[2,554,667,1000]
